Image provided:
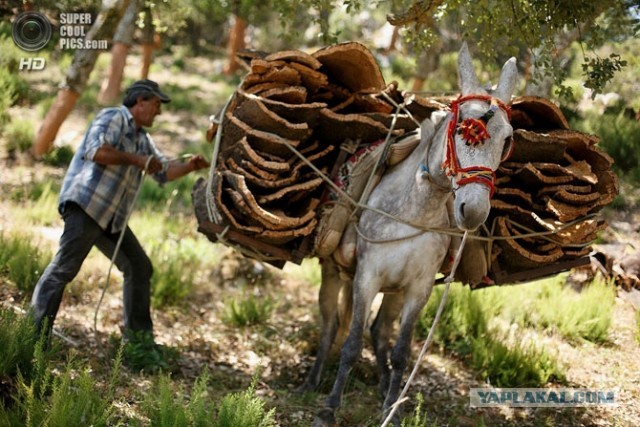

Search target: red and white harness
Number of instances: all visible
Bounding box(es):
[443,94,512,197]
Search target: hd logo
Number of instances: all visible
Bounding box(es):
[19,57,46,71]
[12,11,52,71]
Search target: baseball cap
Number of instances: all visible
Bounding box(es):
[125,79,171,103]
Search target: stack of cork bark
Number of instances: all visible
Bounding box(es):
[485,97,619,283]
[192,42,440,266]
[193,42,618,277]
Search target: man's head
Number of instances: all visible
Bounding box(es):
[123,79,170,128]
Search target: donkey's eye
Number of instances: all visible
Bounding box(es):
[501,135,514,161]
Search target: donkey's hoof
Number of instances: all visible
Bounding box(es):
[312,408,338,427]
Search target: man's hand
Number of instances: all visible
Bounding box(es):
[140,155,163,174]
[187,155,210,171]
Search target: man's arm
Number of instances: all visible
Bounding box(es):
[165,155,210,181]
[93,144,163,174]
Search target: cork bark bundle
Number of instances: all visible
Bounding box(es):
[193,42,440,261]
[485,97,619,281]
[193,43,618,278]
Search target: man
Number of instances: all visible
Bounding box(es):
[31,79,210,349]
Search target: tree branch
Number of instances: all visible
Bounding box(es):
[386,0,445,27]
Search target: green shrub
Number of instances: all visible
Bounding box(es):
[41,366,114,426]
[508,277,615,344]
[2,344,122,427]
[7,178,61,219]
[419,283,564,387]
[222,294,274,327]
[570,110,640,182]
[0,67,16,128]
[0,233,52,293]
[470,334,564,387]
[0,308,53,382]
[42,144,75,167]
[401,393,438,427]
[215,380,276,427]
[0,34,31,106]
[121,331,179,374]
[418,284,501,357]
[138,173,198,212]
[4,118,35,153]
[140,370,213,426]
[150,242,199,308]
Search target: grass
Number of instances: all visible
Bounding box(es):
[137,173,200,211]
[0,317,275,427]
[149,242,198,308]
[0,232,52,293]
[283,258,322,287]
[3,118,34,153]
[0,308,54,382]
[420,281,565,387]
[508,276,616,344]
[131,211,223,308]
[222,293,275,327]
[570,108,640,182]
[418,276,616,387]
[215,378,276,427]
[401,393,439,427]
[120,332,179,374]
[42,144,75,167]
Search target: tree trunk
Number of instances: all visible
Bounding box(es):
[139,6,156,79]
[386,26,400,53]
[33,0,130,157]
[98,42,130,105]
[223,15,246,75]
[411,35,442,92]
[140,42,153,79]
[98,0,140,105]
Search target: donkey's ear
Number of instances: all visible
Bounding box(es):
[493,57,518,103]
[458,42,481,95]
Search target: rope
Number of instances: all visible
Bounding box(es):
[206,94,235,225]
[92,152,205,337]
[356,97,405,215]
[93,155,155,337]
[202,90,602,250]
[380,231,469,427]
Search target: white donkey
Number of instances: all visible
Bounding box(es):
[306,43,518,426]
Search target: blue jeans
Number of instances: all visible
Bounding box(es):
[31,203,154,338]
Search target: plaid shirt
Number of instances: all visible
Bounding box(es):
[59,105,168,233]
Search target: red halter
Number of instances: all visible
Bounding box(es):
[443,94,511,198]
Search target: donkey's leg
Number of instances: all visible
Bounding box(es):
[315,269,379,426]
[381,286,434,425]
[370,293,404,399]
[298,258,346,393]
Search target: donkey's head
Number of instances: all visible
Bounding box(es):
[446,43,518,231]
